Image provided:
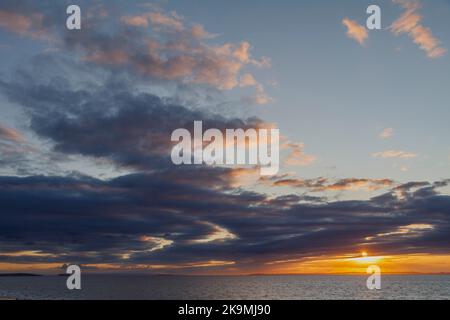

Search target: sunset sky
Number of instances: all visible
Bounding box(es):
[0,0,449,275]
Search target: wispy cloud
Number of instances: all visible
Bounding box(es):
[121,14,149,27]
[371,150,418,159]
[122,11,184,31]
[317,178,394,192]
[283,142,316,166]
[342,18,368,46]
[379,128,394,139]
[272,177,394,192]
[148,11,184,31]
[391,0,446,58]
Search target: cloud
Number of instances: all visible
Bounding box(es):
[0,2,272,98]
[244,84,273,105]
[191,24,217,40]
[0,124,48,176]
[316,178,394,192]
[0,10,47,39]
[342,18,368,45]
[283,142,316,166]
[365,223,434,241]
[391,0,446,58]
[190,222,238,244]
[379,128,394,139]
[272,177,327,189]
[121,15,149,27]
[0,174,449,271]
[92,11,267,93]
[148,11,184,31]
[122,11,217,40]
[239,73,258,87]
[239,74,273,105]
[272,177,394,192]
[121,11,184,31]
[0,55,274,175]
[371,150,418,159]
[0,125,24,143]
[107,10,273,100]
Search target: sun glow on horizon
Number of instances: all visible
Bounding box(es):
[2,253,450,275]
[259,253,450,275]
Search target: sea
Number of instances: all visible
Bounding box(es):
[0,275,449,300]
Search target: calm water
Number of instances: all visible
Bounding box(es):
[0,275,449,300]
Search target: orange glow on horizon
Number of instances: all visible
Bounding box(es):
[262,254,450,275]
[1,254,450,275]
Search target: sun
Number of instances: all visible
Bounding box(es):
[362,251,368,257]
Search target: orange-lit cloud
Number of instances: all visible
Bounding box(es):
[115,11,273,102]
[0,10,47,39]
[391,0,446,58]
[0,262,62,273]
[122,11,184,30]
[148,11,184,31]
[342,18,368,45]
[122,12,216,40]
[283,142,317,166]
[0,260,237,273]
[226,167,262,188]
[239,73,258,87]
[191,24,217,39]
[121,15,149,27]
[272,177,393,192]
[0,250,58,258]
[85,50,128,64]
[0,125,24,143]
[371,150,418,159]
[317,178,394,192]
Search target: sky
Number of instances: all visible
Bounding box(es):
[0,0,449,275]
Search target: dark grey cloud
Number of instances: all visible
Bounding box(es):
[0,173,449,269]
[0,54,268,175]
